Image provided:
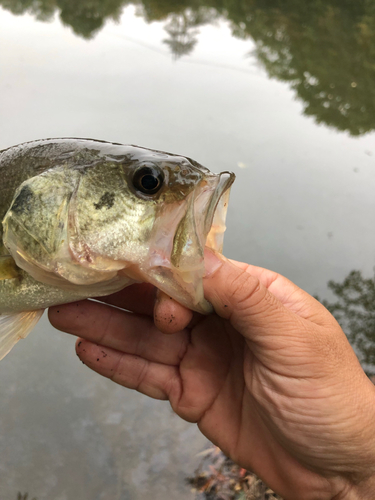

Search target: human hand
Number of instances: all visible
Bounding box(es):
[48,250,375,500]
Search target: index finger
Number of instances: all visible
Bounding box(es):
[154,290,194,334]
[94,283,156,316]
[96,283,196,333]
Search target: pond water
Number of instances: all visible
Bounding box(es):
[0,1,374,499]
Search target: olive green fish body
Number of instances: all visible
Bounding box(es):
[0,139,234,360]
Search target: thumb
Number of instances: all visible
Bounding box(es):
[203,249,359,379]
[203,249,307,350]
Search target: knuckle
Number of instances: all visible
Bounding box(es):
[164,371,180,401]
[228,269,262,310]
[135,358,150,391]
[110,355,123,382]
[97,307,116,345]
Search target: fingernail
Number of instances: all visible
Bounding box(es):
[204,248,223,277]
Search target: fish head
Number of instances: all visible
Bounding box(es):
[3,143,235,313]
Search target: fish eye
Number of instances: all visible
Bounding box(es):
[133,166,164,195]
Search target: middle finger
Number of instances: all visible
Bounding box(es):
[94,283,156,316]
[48,299,189,366]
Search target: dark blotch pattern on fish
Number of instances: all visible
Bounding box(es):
[94,192,115,210]
[11,185,34,214]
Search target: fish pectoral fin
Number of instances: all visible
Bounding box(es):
[0,255,20,280]
[0,310,44,360]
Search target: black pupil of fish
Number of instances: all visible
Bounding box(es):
[133,166,163,194]
[141,174,159,191]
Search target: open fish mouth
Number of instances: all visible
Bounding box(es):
[143,170,235,314]
[168,169,235,275]
[197,171,235,254]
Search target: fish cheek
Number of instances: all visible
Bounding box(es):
[69,164,156,266]
[93,192,116,211]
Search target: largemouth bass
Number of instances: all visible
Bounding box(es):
[0,139,234,360]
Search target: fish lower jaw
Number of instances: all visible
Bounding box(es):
[120,262,211,314]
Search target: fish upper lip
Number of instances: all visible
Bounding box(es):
[197,171,235,252]
[205,172,235,228]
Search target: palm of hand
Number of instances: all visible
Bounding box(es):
[173,310,373,500]
[170,313,347,498]
[49,261,375,500]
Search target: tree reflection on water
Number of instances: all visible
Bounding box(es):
[162,8,218,58]
[321,270,375,374]
[240,1,375,136]
[57,0,126,39]
[1,0,374,135]
[17,493,37,500]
